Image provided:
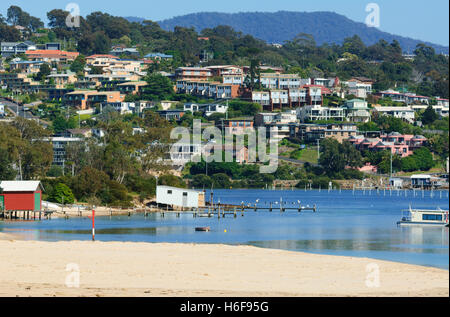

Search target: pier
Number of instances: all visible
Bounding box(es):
[147,202,318,219]
[0,209,55,221]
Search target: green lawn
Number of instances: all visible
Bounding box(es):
[289,147,319,164]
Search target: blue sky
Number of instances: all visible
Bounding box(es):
[1,0,448,46]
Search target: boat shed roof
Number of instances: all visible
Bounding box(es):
[0,181,43,192]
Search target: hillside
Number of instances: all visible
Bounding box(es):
[133,11,449,53]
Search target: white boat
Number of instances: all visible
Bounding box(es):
[397,206,449,227]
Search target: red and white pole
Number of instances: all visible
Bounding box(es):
[92,209,95,241]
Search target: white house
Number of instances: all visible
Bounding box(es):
[296,105,345,122]
[183,103,228,117]
[344,99,371,123]
[0,103,4,117]
[373,106,415,123]
[170,143,203,166]
[156,185,205,208]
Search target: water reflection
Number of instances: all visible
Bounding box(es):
[1,190,448,269]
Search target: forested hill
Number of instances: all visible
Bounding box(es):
[133,11,448,53]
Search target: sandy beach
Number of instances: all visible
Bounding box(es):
[0,237,448,297]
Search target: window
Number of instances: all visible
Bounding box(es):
[167,190,172,194]
[422,214,442,221]
[183,192,188,197]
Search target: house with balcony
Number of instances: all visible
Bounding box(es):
[144,53,174,60]
[343,99,371,123]
[116,81,148,95]
[296,105,345,122]
[348,132,427,157]
[175,67,213,81]
[86,54,119,68]
[26,50,79,64]
[157,110,186,121]
[377,90,430,105]
[176,80,240,99]
[110,47,140,57]
[9,60,46,74]
[64,90,124,110]
[47,137,83,166]
[183,103,229,117]
[372,106,416,123]
[221,118,254,135]
[296,123,358,143]
[1,41,36,57]
[47,72,78,89]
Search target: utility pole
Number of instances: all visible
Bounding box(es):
[390,151,393,179]
[317,139,320,160]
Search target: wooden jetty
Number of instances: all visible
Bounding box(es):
[141,202,317,219]
[0,209,56,221]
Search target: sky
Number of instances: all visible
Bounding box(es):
[1,0,449,46]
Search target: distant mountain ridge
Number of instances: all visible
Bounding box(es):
[126,11,448,53]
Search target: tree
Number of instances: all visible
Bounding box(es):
[7,6,24,26]
[72,167,109,200]
[212,173,232,189]
[93,31,111,54]
[421,105,439,125]
[318,139,346,176]
[412,147,434,171]
[0,24,21,42]
[70,55,86,74]
[48,183,75,205]
[37,63,51,81]
[141,73,175,101]
[158,174,186,188]
[191,174,212,189]
[0,148,17,180]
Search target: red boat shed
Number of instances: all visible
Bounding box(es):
[0,181,44,212]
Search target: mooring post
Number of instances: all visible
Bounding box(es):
[234,207,237,218]
[269,202,272,212]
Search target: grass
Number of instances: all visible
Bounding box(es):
[396,167,444,177]
[290,147,319,164]
[77,114,92,121]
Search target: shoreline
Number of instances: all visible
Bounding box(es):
[0,239,448,297]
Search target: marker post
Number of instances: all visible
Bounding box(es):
[92,209,95,241]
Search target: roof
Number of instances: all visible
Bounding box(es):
[10,60,45,65]
[86,54,119,59]
[145,53,173,58]
[0,181,43,192]
[157,185,202,194]
[411,175,431,179]
[26,50,79,59]
[117,81,148,86]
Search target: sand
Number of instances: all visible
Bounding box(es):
[0,238,448,297]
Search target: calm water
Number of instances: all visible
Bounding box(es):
[1,189,449,269]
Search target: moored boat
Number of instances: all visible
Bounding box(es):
[397,206,449,227]
[195,227,211,232]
